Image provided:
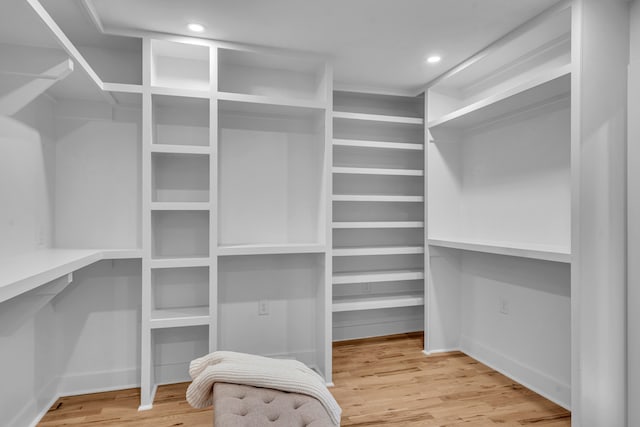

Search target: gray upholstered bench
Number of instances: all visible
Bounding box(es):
[213,383,336,427]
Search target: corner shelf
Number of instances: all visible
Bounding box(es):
[332,194,424,203]
[333,269,424,285]
[428,65,571,131]
[333,111,423,125]
[333,167,423,176]
[427,238,570,263]
[150,307,210,329]
[332,221,424,229]
[333,246,424,257]
[333,139,423,151]
[332,292,424,312]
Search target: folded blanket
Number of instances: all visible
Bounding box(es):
[186,351,341,426]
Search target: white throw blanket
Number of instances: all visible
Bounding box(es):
[186,351,341,426]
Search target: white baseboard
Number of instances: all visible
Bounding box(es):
[460,335,571,410]
[12,377,60,427]
[333,316,423,341]
[57,367,139,396]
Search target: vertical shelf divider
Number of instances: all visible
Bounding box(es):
[209,45,218,355]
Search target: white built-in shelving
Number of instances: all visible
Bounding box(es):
[331,90,425,347]
[425,3,573,409]
[140,38,332,408]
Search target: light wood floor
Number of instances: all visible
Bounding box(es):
[39,333,570,426]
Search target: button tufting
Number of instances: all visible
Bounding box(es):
[263,397,274,404]
[268,414,280,422]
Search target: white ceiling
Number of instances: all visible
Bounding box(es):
[0,0,562,99]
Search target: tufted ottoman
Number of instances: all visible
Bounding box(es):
[213,382,336,427]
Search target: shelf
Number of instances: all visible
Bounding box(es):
[333,139,423,151]
[333,111,423,125]
[332,194,424,203]
[150,306,210,329]
[332,292,424,312]
[333,246,424,257]
[0,248,142,304]
[333,269,424,285]
[150,145,210,155]
[332,221,424,229]
[149,257,211,269]
[150,86,210,99]
[151,202,210,211]
[428,65,571,131]
[217,243,326,256]
[217,91,325,110]
[333,167,423,177]
[427,238,570,263]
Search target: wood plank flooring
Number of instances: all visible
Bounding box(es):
[38,333,570,426]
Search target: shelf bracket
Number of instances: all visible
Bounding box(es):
[0,58,73,116]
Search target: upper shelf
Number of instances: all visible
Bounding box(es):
[0,248,142,304]
[427,238,570,263]
[333,139,423,151]
[217,243,326,256]
[428,65,571,132]
[333,111,423,125]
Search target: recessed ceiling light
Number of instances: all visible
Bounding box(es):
[188,23,205,33]
[426,55,442,64]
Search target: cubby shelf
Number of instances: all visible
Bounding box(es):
[149,257,211,269]
[217,243,326,256]
[333,111,424,125]
[150,86,210,99]
[150,307,210,329]
[333,246,424,257]
[150,145,210,155]
[217,91,325,110]
[333,269,424,285]
[333,139,423,151]
[332,221,424,229]
[332,292,424,312]
[333,167,423,177]
[427,238,570,263]
[150,202,210,211]
[332,194,424,203]
[428,65,571,131]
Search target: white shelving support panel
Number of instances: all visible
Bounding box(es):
[332,194,424,203]
[333,111,423,125]
[333,167,423,177]
[333,139,423,151]
[427,238,570,263]
[332,221,424,229]
[333,269,424,285]
[333,246,424,257]
[332,293,425,312]
[150,307,210,329]
[428,65,571,132]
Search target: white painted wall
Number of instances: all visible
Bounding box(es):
[0,97,55,257]
[571,0,629,425]
[628,1,640,425]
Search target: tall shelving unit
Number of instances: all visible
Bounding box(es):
[331,91,425,343]
[425,3,572,408]
[141,38,332,408]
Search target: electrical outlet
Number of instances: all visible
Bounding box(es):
[499,298,509,315]
[258,300,269,316]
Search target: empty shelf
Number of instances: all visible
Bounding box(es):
[333,269,424,285]
[428,65,571,131]
[427,238,571,263]
[333,246,424,256]
[332,293,424,312]
[333,167,423,176]
[150,202,211,211]
[217,91,325,110]
[150,144,211,155]
[332,194,424,203]
[149,257,211,269]
[333,111,424,125]
[218,243,326,256]
[333,138,423,151]
[332,221,424,229]
[150,306,210,329]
